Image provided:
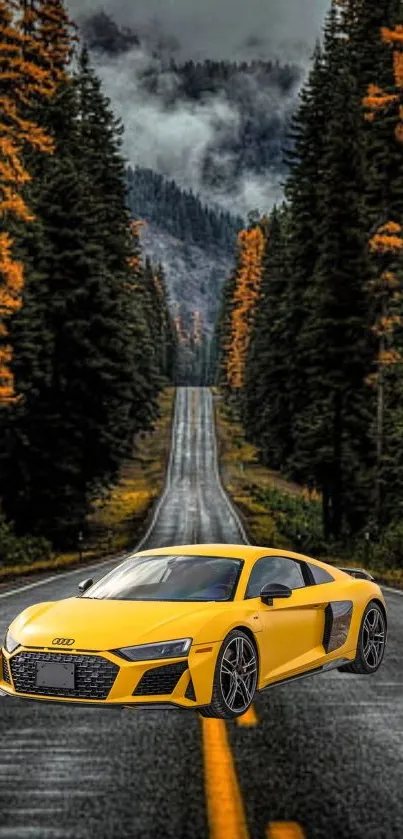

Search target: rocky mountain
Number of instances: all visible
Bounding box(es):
[127,167,241,335]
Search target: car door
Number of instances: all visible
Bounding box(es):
[245,555,330,685]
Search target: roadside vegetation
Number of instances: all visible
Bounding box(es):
[214,5,403,589]
[0,389,174,583]
[0,3,177,570]
[215,397,403,589]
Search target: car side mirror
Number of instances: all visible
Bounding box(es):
[78,578,93,595]
[260,583,292,606]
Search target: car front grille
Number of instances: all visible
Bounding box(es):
[133,661,188,696]
[10,652,119,700]
[2,654,11,685]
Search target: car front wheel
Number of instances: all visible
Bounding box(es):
[199,630,258,719]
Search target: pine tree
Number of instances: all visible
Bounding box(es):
[290,4,375,539]
[243,206,293,469]
[1,45,168,545]
[213,268,238,389]
[283,40,330,455]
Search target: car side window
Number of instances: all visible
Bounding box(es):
[245,556,306,599]
[307,563,334,584]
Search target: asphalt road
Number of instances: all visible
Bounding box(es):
[1,387,403,839]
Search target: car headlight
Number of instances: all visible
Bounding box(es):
[4,630,19,654]
[116,638,192,662]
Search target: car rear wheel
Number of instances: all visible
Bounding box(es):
[338,600,386,674]
[199,630,258,720]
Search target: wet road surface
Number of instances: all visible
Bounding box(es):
[0,387,402,839]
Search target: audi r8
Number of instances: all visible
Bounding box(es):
[1,544,387,719]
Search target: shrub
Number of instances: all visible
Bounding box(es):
[250,484,327,555]
[368,521,403,571]
[0,514,52,567]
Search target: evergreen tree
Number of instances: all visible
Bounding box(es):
[243,206,293,470]
[0,46,170,545]
[283,41,330,459]
[218,0,403,543]
[126,166,244,255]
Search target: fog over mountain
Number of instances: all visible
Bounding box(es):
[67,1,329,217]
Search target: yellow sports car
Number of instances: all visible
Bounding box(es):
[1,544,387,719]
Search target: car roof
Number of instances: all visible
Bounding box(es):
[135,543,336,573]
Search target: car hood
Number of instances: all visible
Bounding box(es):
[9,597,226,651]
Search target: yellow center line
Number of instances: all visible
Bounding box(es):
[236,704,259,727]
[201,717,250,839]
[201,713,306,839]
[267,823,306,839]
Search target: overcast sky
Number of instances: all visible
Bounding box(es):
[66,0,330,63]
[64,0,331,216]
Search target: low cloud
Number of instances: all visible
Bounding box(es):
[86,33,298,217]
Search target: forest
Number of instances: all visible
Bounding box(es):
[126,166,244,256]
[216,0,403,569]
[0,0,176,559]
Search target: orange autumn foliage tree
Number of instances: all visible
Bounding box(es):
[363,21,403,516]
[364,25,403,141]
[174,312,187,346]
[127,219,145,285]
[0,0,73,403]
[363,25,403,379]
[226,225,265,390]
[192,309,203,347]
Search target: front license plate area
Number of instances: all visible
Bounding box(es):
[36,661,75,690]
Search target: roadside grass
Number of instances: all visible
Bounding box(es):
[214,395,322,550]
[0,388,175,584]
[214,394,403,590]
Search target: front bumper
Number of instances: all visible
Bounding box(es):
[0,642,219,709]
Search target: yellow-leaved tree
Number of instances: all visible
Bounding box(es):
[226,225,265,390]
[363,22,403,516]
[0,0,73,403]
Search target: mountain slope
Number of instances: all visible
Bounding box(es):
[137,220,234,335]
[127,167,243,332]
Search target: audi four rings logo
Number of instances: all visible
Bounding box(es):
[52,638,75,646]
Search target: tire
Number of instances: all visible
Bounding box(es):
[199,629,258,720]
[338,600,387,674]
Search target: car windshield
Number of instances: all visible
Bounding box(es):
[83,554,243,602]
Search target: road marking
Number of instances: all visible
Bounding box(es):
[0,557,118,601]
[382,586,403,597]
[201,717,249,839]
[267,823,306,839]
[209,390,250,544]
[236,705,259,727]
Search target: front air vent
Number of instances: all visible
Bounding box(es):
[2,654,11,685]
[185,677,196,701]
[133,662,188,696]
